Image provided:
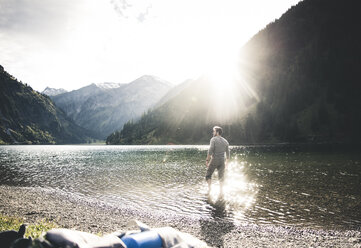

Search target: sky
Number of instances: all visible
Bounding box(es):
[0,0,301,92]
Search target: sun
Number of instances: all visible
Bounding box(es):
[200,46,260,122]
[202,50,242,120]
[204,46,239,88]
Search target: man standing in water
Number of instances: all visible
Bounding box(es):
[205,126,230,195]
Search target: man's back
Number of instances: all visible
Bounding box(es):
[208,136,230,159]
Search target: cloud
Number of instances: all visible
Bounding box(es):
[0,0,79,38]
[0,0,303,92]
[137,4,152,23]
[109,0,153,23]
[110,0,132,18]
[0,0,88,90]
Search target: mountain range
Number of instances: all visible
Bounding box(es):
[106,0,361,145]
[47,75,172,139]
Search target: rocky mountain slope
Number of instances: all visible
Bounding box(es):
[51,75,172,138]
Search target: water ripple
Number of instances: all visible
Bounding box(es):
[0,145,360,230]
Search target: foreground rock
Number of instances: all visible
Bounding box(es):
[0,186,360,247]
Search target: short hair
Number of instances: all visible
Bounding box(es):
[213,126,223,135]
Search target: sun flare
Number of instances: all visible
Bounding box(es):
[202,49,259,122]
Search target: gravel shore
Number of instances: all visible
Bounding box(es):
[0,185,360,247]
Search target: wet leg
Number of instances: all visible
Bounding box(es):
[207,179,212,195]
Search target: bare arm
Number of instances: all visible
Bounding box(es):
[206,138,215,167]
[225,144,230,167]
[206,154,212,167]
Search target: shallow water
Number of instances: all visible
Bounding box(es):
[0,145,360,230]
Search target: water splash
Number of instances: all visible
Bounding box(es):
[206,159,258,222]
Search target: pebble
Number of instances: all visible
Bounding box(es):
[349,238,361,243]
[1,185,360,248]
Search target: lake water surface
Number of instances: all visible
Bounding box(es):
[0,145,360,231]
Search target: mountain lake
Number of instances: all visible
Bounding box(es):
[0,144,360,231]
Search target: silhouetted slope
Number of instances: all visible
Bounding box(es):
[0,65,93,144]
[240,0,361,143]
[107,0,361,144]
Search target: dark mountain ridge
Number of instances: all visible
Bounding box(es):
[0,65,94,144]
[240,0,361,143]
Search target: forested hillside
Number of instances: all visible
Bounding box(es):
[0,65,94,144]
[107,0,361,145]
[106,76,254,144]
[239,0,361,143]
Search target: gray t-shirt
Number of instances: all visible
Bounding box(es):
[207,136,230,159]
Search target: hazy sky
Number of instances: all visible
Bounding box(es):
[0,0,301,91]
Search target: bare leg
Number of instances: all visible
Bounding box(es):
[219,181,224,197]
[207,179,212,194]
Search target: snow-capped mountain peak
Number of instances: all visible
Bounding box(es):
[42,87,67,96]
[94,82,124,89]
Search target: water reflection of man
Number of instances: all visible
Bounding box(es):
[205,126,230,195]
[200,197,235,247]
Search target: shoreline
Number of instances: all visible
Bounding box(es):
[0,185,360,247]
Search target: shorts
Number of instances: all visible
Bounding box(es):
[205,158,225,182]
